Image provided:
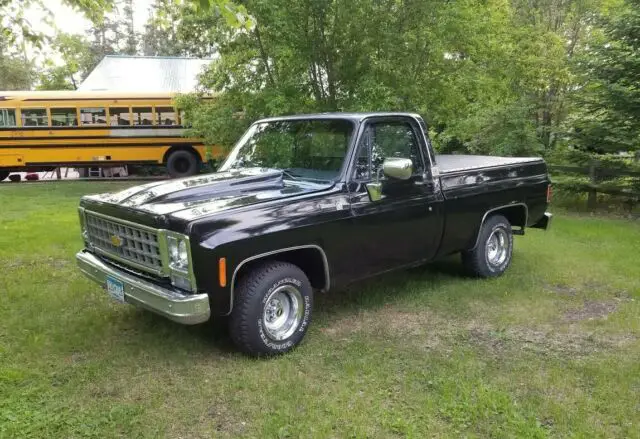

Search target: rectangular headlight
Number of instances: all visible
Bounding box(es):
[164,232,196,292]
[167,235,189,272]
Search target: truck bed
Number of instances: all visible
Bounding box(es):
[436,154,543,174]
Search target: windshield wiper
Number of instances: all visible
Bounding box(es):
[281,169,301,180]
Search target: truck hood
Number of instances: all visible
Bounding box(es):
[83,168,333,221]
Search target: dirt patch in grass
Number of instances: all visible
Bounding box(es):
[320,306,448,349]
[466,324,635,358]
[321,306,635,358]
[563,300,618,322]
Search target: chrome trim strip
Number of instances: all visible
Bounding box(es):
[471,202,529,250]
[226,244,330,315]
[84,210,159,232]
[76,250,210,325]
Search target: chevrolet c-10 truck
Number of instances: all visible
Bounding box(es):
[76,112,552,355]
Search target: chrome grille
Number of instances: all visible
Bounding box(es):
[85,212,163,273]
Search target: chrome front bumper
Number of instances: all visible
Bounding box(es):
[76,251,210,325]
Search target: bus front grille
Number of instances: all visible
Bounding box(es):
[85,212,163,274]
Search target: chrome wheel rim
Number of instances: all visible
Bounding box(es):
[262,285,303,341]
[486,227,509,266]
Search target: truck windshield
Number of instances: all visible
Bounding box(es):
[220,119,354,182]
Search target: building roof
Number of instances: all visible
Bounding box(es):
[78,56,213,93]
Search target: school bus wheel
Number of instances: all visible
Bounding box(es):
[166,148,200,178]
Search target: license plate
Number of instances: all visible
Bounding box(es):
[106,276,125,303]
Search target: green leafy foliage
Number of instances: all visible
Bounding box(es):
[569,0,640,153]
[178,0,624,159]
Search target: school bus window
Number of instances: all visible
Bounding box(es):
[132,107,153,126]
[51,108,78,127]
[179,110,191,127]
[0,108,17,127]
[22,108,48,127]
[80,108,107,125]
[155,107,177,126]
[110,107,131,126]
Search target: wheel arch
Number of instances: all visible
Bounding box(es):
[162,144,201,164]
[228,245,330,314]
[470,203,528,250]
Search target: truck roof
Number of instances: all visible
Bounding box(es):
[255,112,423,123]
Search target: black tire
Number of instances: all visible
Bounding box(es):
[0,170,9,181]
[461,214,513,278]
[166,149,199,178]
[229,261,313,356]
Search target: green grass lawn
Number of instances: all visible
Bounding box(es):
[1,182,639,438]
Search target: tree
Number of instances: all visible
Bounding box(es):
[0,0,112,47]
[0,0,112,90]
[180,0,529,151]
[37,33,97,90]
[142,0,187,56]
[570,0,640,153]
[122,0,137,55]
[0,55,34,90]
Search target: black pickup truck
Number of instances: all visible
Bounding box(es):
[76,113,552,355]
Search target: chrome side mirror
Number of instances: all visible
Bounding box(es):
[365,158,413,202]
[383,158,413,180]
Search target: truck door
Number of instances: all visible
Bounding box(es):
[346,117,443,278]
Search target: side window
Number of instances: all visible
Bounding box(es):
[0,108,17,127]
[132,107,153,126]
[155,106,177,125]
[80,108,107,125]
[21,108,48,127]
[51,108,78,126]
[110,107,131,126]
[352,121,424,180]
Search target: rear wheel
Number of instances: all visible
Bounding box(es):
[461,214,513,278]
[0,170,8,182]
[166,149,199,178]
[229,261,313,356]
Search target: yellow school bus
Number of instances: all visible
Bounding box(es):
[0,90,219,181]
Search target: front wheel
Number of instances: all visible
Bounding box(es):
[461,214,513,278]
[229,261,313,356]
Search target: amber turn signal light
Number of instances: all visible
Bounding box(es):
[219,257,227,287]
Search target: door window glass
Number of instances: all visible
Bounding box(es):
[352,121,424,180]
[155,107,177,125]
[21,108,48,127]
[0,108,17,127]
[132,107,153,126]
[110,107,131,126]
[51,108,78,126]
[80,108,107,125]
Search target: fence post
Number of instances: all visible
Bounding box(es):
[587,160,598,210]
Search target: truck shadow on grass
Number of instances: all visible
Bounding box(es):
[127,255,478,354]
